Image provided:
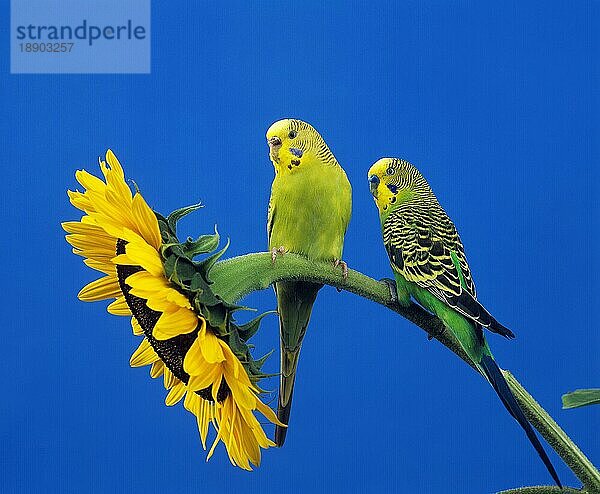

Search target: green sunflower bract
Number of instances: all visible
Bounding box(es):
[63,150,283,470]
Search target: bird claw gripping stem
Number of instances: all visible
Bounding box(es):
[271,246,285,264]
[378,277,445,341]
[333,259,349,280]
[426,325,445,341]
[379,278,399,306]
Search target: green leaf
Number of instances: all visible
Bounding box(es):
[162,254,176,280]
[225,326,247,356]
[191,273,220,306]
[164,256,196,287]
[201,303,228,332]
[197,238,230,279]
[153,210,169,225]
[173,257,197,285]
[181,227,220,258]
[562,388,600,409]
[252,349,274,371]
[163,243,185,258]
[238,311,277,341]
[166,202,203,234]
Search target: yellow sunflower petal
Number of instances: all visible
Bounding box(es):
[199,400,215,449]
[224,401,243,467]
[68,190,96,213]
[222,343,252,386]
[188,366,223,392]
[62,221,108,236]
[72,247,116,264]
[132,193,162,250]
[83,258,115,275]
[183,334,215,376]
[107,296,131,316]
[113,241,163,277]
[165,381,187,406]
[137,297,169,313]
[198,328,226,364]
[237,406,274,448]
[75,169,107,192]
[105,149,125,176]
[104,150,133,202]
[143,296,179,313]
[84,190,135,231]
[150,360,164,378]
[152,307,199,340]
[184,389,201,414]
[240,421,262,467]
[86,211,130,240]
[236,410,261,466]
[163,368,179,390]
[211,374,223,403]
[126,271,192,311]
[65,233,116,252]
[223,373,256,410]
[124,239,164,276]
[130,317,144,336]
[164,287,193,308]
[207,405,227,461]
[78,275,121,301]
[255,397,285,427]
[126,270,167,294]
[130,339,159,367]
[184,392,213,450]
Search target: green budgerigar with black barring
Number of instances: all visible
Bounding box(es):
[368,157,561,487]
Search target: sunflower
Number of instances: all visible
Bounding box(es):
[63,150,282,470]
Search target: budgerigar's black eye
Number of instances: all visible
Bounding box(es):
[288,130,297,139]
[386,167,394,176]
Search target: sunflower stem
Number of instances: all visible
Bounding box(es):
[209,252,600,491]
[497,487,583,494]
[504,371,600,491]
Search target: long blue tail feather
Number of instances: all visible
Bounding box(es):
[479,355,562,488]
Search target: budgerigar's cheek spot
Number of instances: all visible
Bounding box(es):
[387,184,398,194]
[289,148,303,158]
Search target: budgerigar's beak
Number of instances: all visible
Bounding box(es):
[268,136,282,147]
[369,174,380,198]
[268,136,282,163]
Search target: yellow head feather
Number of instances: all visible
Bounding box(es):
[266,119,337,174]
[368,157,430,215]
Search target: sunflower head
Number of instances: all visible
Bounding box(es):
[63,150,282,470]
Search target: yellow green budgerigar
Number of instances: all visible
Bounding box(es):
[266,119,352,446]
[368,158,561,487]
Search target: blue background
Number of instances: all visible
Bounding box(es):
[1,1,597,493]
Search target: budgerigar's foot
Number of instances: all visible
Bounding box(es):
[271,246,285,264]
[379,278,398,305]
[427,324,445,341]
[333,259,349,279]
